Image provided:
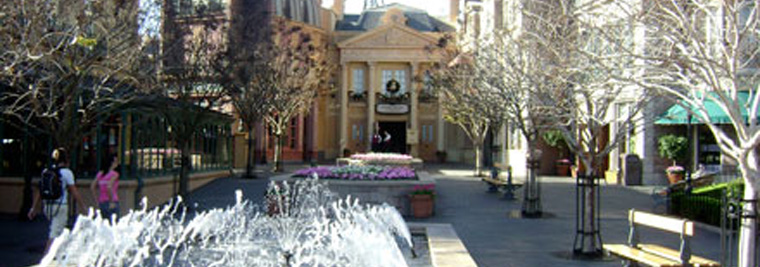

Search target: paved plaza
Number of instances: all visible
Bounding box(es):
[0,163,723,267]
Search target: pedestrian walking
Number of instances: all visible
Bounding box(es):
[90,154,120,222]
[27,148,87,254]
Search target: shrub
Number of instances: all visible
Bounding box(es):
[669,179,744,227]
[658,134,688,166]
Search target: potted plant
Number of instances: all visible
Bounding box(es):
[665,165,685,184]
[555,159,572,177]
[543,130,572,176]
[409,184,435,218]
[658,134,688,184]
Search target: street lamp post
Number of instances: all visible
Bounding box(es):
[686,114,692,194]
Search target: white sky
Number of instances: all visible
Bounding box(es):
[321,0,449,17]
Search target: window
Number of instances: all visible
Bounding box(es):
[381,69,407,95]
[176,0,225,16]
[352,69,365,94]
[421,125,434,143]
[290,118,297,149]
[352,124,364,142]
[422,71,433,94]
[616,102,635,154]
[394,70,406,94]
[382,70,393,92]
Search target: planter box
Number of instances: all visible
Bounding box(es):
[271,171,435,216]
[556,164,571,176]
[410,194,434,218]
[667,173,684,184]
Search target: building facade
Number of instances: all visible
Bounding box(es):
[220,0,474,164]
[329,3,455,162]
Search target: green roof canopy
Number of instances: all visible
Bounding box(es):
[655,91,759,125]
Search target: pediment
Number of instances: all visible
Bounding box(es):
[338,24,439,49]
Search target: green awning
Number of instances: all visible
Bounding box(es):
[655,91,759,125]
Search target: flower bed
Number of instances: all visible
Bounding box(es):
[293,165,417,180]
[350,153,414,165]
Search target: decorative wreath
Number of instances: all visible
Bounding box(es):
[386,79,400,94]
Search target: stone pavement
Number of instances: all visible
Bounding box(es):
[1,163,724,267]
[411,164,722,267]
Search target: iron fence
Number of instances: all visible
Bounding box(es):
[667,167,758,267]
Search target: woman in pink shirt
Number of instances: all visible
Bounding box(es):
[90,155,119,222]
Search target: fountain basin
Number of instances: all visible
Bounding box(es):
[406,223,477,267]
[272,171,436,216]
[31,224,476,267]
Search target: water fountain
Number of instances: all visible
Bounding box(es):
[37,177,415,267]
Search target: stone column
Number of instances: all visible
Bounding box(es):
[339,62,348,156]
[437,92,445,154]
[498,124,507,164]
[409,62,420,157]
[367,62,377,149]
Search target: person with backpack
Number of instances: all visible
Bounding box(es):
[90,154,120,222]
[27,148,87,254]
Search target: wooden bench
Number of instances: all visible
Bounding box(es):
[604,209,720,267]
[482,163,522,199]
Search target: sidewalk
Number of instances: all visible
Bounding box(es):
[1,163,724,267]
[413,164,723,267]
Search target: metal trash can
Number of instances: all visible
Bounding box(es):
[622,154,642,185]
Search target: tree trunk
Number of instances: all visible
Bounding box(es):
[739,182,757,267]
[522,145,542,217]
[19,131,32,221]
[484,130,493,169]
[575,165,601,256]
[245,128,256,178]
[273,133,283,172]
[474,144,483,177]
[178,143,190,197]
[583,170,596,254]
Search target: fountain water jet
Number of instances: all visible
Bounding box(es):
[38,176,413,267]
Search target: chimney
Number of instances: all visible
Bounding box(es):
[333,0,345,19]
[449,0,459,24]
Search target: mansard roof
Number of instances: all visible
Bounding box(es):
[336,3,454,33]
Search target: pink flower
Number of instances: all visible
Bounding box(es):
[411,184,435,196]
[666,165,685,174]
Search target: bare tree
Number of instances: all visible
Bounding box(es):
[0,0,147,154]
[475,26,558,216]
[262,19,333,172]
[634,1,760,265]
[156,0,230,197]
[0,0,158,217]
[428,34,509,177]
[515,0,653,255]
[215,0,273,178]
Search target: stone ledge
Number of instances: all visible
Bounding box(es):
[407,222,478,267]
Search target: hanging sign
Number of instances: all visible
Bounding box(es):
[376,104,409,114]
